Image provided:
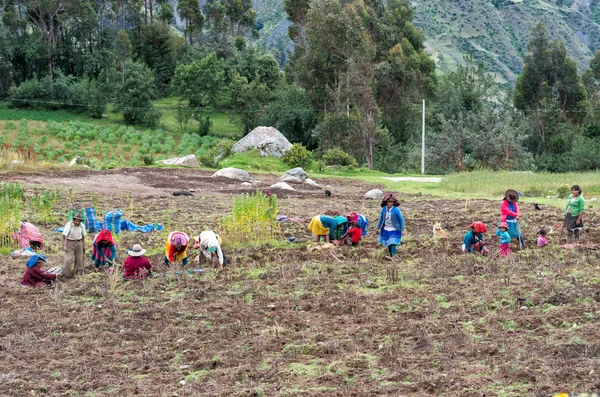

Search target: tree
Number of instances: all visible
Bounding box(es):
[172,52,229,108]
[228,70,271,133]
[178,0,203,46]
[115,61,161,126]
[514,23,588,152]
[115,30,132,84]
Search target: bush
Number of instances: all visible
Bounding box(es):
[323,147,358,168]
[281,143,310,168]
[197,139,234,168]
[220,190,279,245]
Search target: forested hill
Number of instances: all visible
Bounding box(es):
[254,0,600,82]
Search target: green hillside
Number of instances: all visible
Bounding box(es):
[254,0,600,81]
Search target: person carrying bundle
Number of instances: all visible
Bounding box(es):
[194,230,226,268]
[164,231,189,266]
[462,221,489,254]
[90,229,117,271]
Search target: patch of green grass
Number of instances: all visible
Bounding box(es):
[286,362,323,377]
[219,149,289,172]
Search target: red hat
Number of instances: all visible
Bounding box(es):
[499,222,509,229]
[469,221,486,233]
[346,212,359,223]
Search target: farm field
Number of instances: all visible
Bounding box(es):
[1,168,600,396]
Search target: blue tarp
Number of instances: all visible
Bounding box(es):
[55,220,163,234]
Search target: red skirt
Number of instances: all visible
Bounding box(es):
[500,243,511,257]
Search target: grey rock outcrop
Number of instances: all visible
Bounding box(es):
[364,189,384,200]
[158,155,200,168]
[232,127,292,158]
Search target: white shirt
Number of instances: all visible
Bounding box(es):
[62,221,86,240]
[199,230,223,265]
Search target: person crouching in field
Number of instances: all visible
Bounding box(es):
[194,230,226,268]
[20,254,60,288]
[123,244,152,280]
[90,230,117,272]
[496,222,511,257]
[307,215,339,243]
[334,222,362,246]
[537,229,548,247]
[375,193,405,259]
[345,212,369,236]
[462,221,489,255]
[165,231,189,266]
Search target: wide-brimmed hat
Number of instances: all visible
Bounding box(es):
[127,244,146,256]
[73,210,84,220]
[504,189,519,203]
[499,222,509,229]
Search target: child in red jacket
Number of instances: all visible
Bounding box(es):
[20,254,59,288]
[335,222,362,246]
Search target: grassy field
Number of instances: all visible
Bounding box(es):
[1,168,600,396]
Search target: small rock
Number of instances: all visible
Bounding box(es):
[303,178,321,188]
[158,154,199,168]
[179,380,186,386]
[179,365,190,370]
[241,182,253,186]
[68,157,78,167]
[519,306,528,310]
[269,182,295,191]
[212,167,253,182]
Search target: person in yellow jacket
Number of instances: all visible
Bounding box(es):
[164,231,189,266]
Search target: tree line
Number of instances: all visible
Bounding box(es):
[1,0,599,173]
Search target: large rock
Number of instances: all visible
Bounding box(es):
[269,182,296,191]
[158,154,199,168]
[364,189,384,200]
[278,167,308,184]
[303,178,321,189]
[232,126,292,158]
[212,167,253,182]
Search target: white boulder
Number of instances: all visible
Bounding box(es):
[232,126,292,158]
[269,182,296,191]
[158,154,199,168]
[278,167,308,184]
[303,178,321,188]
[364,189,384,200]
[212,167,253,182]
[68,157,78,167]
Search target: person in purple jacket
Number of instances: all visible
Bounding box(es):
[20,254,60,288]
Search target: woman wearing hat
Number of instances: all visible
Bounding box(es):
[62,210,86,277]
[500,189,525,249]
[564,185,585,244]
[375,193,405,259]
[194,230,226,268]
[123,244,152,280]
[90,229,117,271]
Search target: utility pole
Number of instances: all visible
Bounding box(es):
[421,99,425,175]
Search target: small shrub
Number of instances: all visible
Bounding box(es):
[141,155,155,166]
[323,147,358,168]
[556,185,571,199]
[220,190,279,245]
[281,143,310,168]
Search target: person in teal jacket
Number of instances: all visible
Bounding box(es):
[375,193,405,259]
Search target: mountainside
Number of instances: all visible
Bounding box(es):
[253,0,600,82]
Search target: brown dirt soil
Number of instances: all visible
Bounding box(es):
[1,168,600,396]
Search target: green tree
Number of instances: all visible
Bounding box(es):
[172,52,229,108]
[178,0,204,46]
[514,23,588,153]
[229,70,271,133]
[115,61,161,126]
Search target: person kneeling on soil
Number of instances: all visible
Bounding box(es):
[307,215,341,243]
[90,230,117,272]
[334,222,362,246]
[194,230,226,268]
[462,221,489,255]
[123,244,152,280]
[345,212,369,236]
[20,254,60,288]
[165,231,189,266]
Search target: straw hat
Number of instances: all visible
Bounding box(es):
[127,244,146,257]
[504,189,519,203]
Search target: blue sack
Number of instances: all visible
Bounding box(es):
[104,209,124,234]
[85,207,98,233]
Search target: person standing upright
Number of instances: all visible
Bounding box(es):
[62,210,86,277]
[375,193,405,260]
[564,185,585,244]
